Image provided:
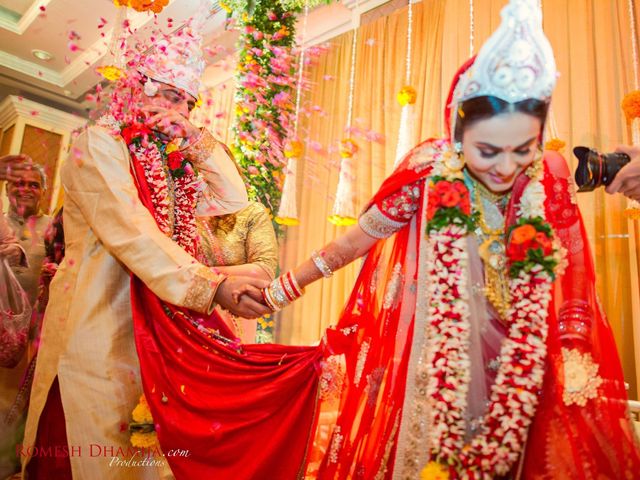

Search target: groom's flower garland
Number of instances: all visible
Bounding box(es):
[121,123,203,256]
[422,153,559,479]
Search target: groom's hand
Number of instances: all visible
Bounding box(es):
[231,283,266,305]
[214,276,270,318]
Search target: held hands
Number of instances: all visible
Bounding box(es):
[214,265,314,319]
[214,276,271,319]
[606,145,640,201]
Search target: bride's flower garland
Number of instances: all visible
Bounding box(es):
[121,123,203,256]
[422,155,559,480]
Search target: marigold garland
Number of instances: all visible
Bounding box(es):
[130,431,159,448]
[339,138,358,158]
[114,0,169,14]
[544,137,566,152]
[421,461,451,480]
[284,139,304,159]
[621,90,640,120]
[132,394,154,423]
[129,394,158,448]
[397,85,417,106]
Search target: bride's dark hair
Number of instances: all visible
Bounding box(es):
[453,95,550,143]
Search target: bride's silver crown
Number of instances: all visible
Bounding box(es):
[455,0,557,105]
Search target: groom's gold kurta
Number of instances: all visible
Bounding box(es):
[21,126,248,479]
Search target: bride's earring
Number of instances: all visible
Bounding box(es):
[445,141,465,173]
[525,144,544,179]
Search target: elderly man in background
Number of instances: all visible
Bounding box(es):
[0,153,31,480]
[5,162,52,305]
[0,154,31,268]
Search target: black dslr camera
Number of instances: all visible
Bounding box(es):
[573,146,631,192]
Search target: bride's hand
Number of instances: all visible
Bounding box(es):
[231,283,267,305]
[214,276,270,319]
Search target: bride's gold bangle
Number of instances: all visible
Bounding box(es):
[311,250,333,278]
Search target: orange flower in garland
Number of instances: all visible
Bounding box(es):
[510,224,536,245]
[129,394,158,448]
[421,462,450,480]
[284,139,304,159]
[397,85,417,106]
[339,138,359,158]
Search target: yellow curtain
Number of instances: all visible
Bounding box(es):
[277,1,448,345]
[198,0,640,399]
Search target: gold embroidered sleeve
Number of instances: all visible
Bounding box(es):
[358,205,408,239]
[182,128,218,164]
[245,204,278,279]
[358,181,423,239]
[182,266,227,314]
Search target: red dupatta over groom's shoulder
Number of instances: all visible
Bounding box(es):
[128,138,322,479]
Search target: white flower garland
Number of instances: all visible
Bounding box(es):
[128,134,203,256]
[425,225,472,458]
[424,164,555,478]
[131,143,173,237]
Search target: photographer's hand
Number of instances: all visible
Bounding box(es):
[606,145,640,201]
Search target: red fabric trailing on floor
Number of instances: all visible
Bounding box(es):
[26,376,72,480]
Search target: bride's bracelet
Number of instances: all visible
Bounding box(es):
[311,250,333,278]
[262,271,305,312]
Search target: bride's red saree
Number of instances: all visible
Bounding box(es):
[130,60,640,478]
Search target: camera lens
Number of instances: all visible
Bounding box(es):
[573,147,630,192]
[573,147,593,191]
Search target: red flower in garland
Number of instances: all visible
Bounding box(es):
[440,189,461,208]
[427,199,438,220]
[506,242,528,262]
[121,123,152,144]
[535,231,553,255]
[427,179,472,220]
[167,151,185,171]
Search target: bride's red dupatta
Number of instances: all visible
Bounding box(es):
[128,156,322,479]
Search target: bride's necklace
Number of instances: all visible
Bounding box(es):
[465,169,512,319]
